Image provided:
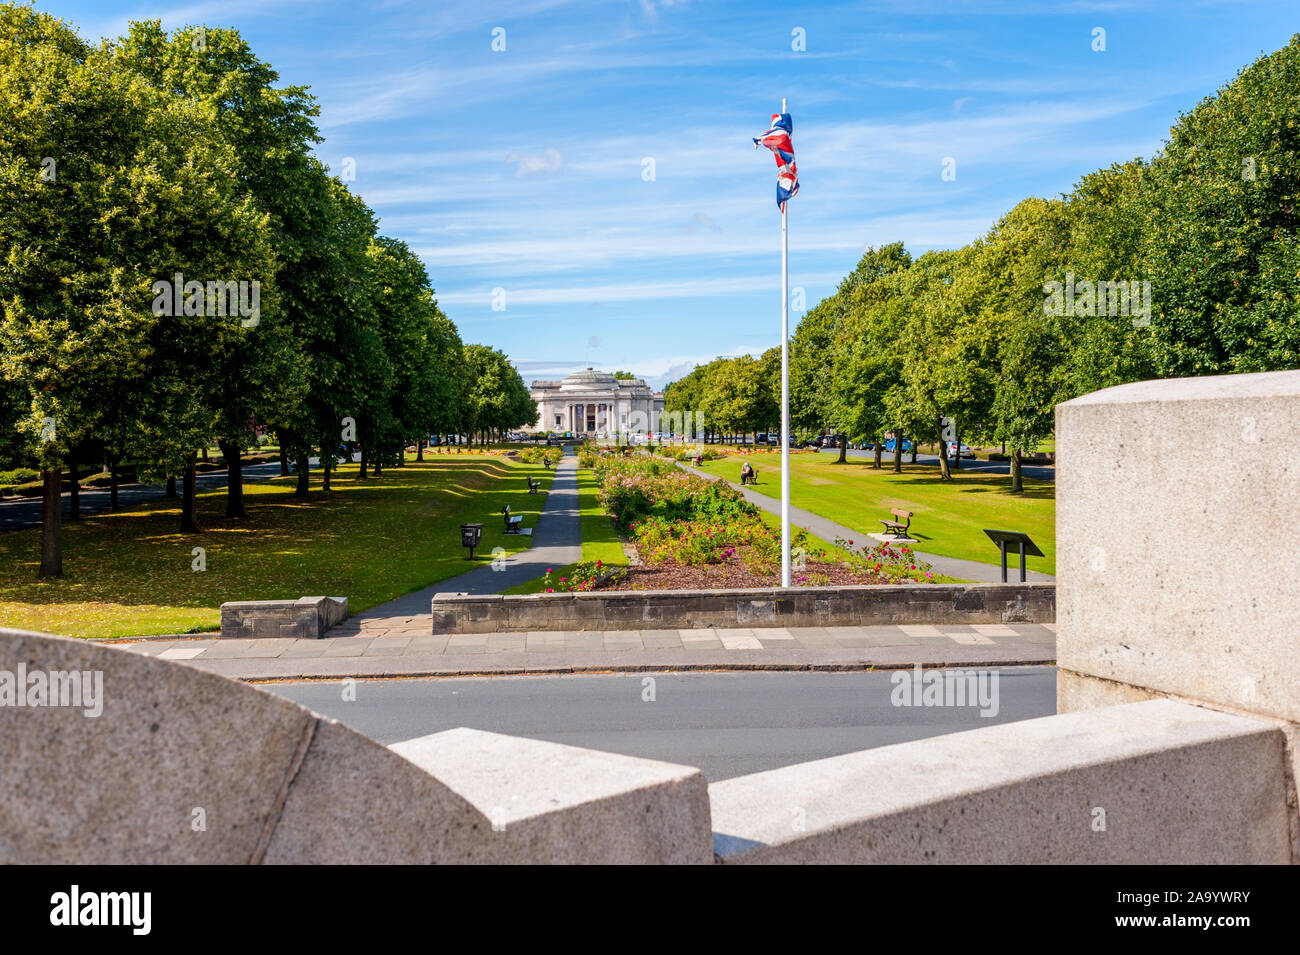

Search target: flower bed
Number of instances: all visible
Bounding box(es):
[589,457,935,589]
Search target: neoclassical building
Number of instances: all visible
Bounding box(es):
[528,369,665,436]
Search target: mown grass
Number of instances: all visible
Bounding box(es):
[0,453,553,638]
[693,453,1056,575]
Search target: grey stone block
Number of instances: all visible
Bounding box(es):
[1056,369,1300,722]
[0,626,315,863]
[219,596,348,640]
[390,728,713,864]
[710,700,1290,864]
[263,719,492,864]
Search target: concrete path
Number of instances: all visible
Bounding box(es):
[113,622,1056,681]
[331,454,582,633]
[675,460,1054,583]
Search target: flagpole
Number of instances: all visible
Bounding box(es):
[780,96,791,589]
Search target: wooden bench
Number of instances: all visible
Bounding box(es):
[526,476,541,494]
[880,508,913,537]
[740,467,758,486]
[502,505,523,534]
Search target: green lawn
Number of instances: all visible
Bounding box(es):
[504,467,627,594]
[0,453,555,638]
[693,453,1056,575]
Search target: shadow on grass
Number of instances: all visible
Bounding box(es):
[0,456,557,636]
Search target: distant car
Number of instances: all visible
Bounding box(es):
[882,437,912,453]
[946,441,973,458]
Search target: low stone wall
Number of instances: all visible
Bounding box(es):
[430,583,1055,634]
[0,626,710,864]
[711,699,1290,864]
[219,596,348,640]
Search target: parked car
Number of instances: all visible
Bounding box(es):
[882,437,913,453]
[946,441,973,458]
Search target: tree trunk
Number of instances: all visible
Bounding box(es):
[180,453,199,532]
[294,451,310,498]
[1011,449,1023,493]
[910,440,918,464]
[201,445,208,463]
[893,434,903,473]
[165,476,178,499]
[108,458,119,511]
[416,439,424,462]
[279,443,289,477]
[953,432,962,470]
[39,467,62,578]
[218,438,246,519]
[322,444,333,492]
[66,452,80,521]
[359,443,368,479]
[837,435,847,464]
[938,445,952,481]
[873,440,882,470]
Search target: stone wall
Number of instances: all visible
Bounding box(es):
[219,596,348,640]
[430,583,1056,633]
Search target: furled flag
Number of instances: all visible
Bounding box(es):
[753,112,799,210]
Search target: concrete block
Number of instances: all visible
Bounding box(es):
[390,728,713,864]
[1057,369,1300,722]
[263,720,491,864]
[0,626,316,864]
[710,700,1290,864]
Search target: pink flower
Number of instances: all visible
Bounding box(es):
[546,588,554,593]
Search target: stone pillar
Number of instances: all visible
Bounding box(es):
[1055,369,1300,858]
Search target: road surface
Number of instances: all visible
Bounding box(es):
[268,667,1056,781]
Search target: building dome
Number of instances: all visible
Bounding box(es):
[559,368,619,390]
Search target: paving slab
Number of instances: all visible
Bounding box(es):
[105,622,1054,681]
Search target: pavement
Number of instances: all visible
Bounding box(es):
[265,668,1059,780]
[674,459,1055,583]
[111,621,1056,681]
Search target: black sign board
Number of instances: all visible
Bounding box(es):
[983,529,1043,582]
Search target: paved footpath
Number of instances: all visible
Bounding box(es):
[113,622,1055,682]
[320,454,582,637]
[674,459,1054,583]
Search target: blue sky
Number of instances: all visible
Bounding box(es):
[36,0,1300,389]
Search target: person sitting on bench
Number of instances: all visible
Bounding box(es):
[740,462,757,485]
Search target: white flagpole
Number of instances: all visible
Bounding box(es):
[780,96,791,589]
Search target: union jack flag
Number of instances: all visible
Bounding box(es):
[753,112,798,210]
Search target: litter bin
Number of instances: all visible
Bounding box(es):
[461,522,484,560]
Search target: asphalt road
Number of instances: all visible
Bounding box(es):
[0,457,318,531]
[267,667,1057,781]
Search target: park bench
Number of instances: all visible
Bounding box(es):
[527,476,541,494]
[880,508,913,538]
[740,467,759,486]
[502,505,523,534]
